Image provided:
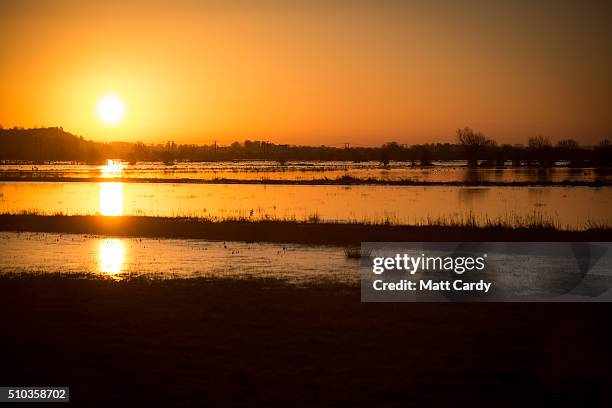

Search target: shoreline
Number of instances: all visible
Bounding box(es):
[0,175,610,187]
[1,214,609,244]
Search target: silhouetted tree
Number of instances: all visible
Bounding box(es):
[456,127,495,167]
[162,141,177,165]
[556,139,583,166]
[409,145,433,166]
[593,140,612,167]
[528,135,553,166]
[557,139,579,150]
[379,149,390,167]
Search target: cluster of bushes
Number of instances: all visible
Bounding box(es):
[448,128,611,168]
[0,126,610,167]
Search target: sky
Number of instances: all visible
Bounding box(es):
[0,0,610,146]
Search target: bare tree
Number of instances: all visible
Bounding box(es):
[528,135,553,166]
[556,139,579,150]
[456,127,495,167]
[528,135,552,150]
[556,139,582,166]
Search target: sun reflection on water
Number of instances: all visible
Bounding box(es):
[99,182,124,216]
[100,159,124,178]
[98,239,126,276]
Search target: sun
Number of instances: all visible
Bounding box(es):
[97,95,125,124]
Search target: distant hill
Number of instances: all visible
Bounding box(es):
[1,127,89,162]
[0,127,144,164]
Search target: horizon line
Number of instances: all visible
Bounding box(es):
[2,125,609,149]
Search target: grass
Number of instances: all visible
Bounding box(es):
[0,213,609,245]
[1,208,607,231]
[1,273,610,406]
[306,212,321,223]
[414,210,562,230]
[584,219,612,230]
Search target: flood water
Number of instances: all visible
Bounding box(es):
[1,181,611,228]
[1,161,610,183]
[3,233,611,291]
[0,232,354,282]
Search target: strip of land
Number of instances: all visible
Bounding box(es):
[1,214,609,244]
[1,274,610,406]
[0,174,610,187]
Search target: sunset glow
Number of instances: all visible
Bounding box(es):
[1,1,610,145]
[1,2,612,406]
[97,96,125,125]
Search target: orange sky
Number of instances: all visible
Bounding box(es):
[1,0,610,145]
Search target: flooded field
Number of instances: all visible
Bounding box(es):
[1,161,610,183]
[1,181,610,228]
[0,232,354,282]
[3,233,610,291]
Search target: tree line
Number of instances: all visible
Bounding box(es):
[0,126,610,167]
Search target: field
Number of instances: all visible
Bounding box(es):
[1,274,611,407]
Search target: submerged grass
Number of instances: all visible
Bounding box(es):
[0,213,609,245]
[1,209,609,231]
[414,210,562,230]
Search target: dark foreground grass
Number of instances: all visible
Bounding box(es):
[1,214,610,244]
[1,274,611,407]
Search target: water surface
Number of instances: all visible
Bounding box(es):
[0,232,354,282]
[1,181,610,228]
[1,161,609,183]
